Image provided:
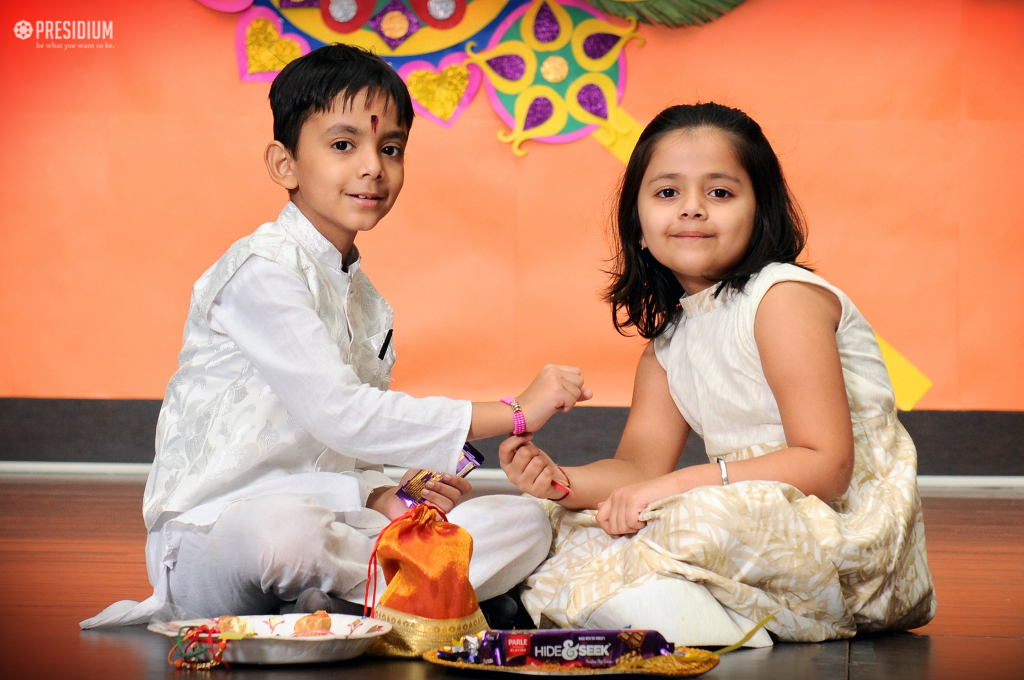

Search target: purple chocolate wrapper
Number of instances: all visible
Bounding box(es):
[456,442,483,477]
[395,443,484,508]
[441,630,674,668]
[395,470,442,508]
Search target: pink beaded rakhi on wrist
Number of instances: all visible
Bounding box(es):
[501,398,527,435]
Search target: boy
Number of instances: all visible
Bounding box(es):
[82,44,589,628]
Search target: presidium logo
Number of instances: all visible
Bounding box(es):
[13,19,114,48]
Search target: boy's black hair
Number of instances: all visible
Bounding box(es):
[605,102,809,339]
[269,43,414,156]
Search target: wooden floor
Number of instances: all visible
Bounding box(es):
[0,478,1021,680]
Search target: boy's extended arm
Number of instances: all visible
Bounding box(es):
[468,365,593,440]
[212,257,592,479]
[499,343,689,508]
[213,257,472,474]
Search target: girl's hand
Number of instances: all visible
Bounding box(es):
[380,469,473,519]
[595,475,681,536]
[517,365,593,432]
[498,435,570,500]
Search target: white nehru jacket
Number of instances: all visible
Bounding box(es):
[144,202,472,531]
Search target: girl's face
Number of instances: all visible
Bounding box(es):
[637,128,756,296]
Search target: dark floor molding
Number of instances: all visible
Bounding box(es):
[1,398,1022,475]
[0,398,162,464]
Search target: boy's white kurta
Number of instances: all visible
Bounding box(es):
[81,203,549,628]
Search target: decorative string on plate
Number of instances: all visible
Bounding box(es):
[167,625,231,671]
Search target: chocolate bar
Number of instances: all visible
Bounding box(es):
[395,443,483,508]
[436,629,674,668]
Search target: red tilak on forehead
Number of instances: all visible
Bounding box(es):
[371,115,378,134]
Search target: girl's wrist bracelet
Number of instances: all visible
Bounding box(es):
[501,397,527,435]
[716,457,729,486]
[551,466,574,502]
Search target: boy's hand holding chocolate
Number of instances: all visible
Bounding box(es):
[516,364,593,432]
[371,469,473,520]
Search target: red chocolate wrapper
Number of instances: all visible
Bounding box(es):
[437,630,675,668]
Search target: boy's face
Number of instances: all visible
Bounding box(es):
[284,89,408,253]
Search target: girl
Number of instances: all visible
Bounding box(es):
[500,103,936,643]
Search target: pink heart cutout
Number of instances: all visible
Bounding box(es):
[399,54,482,128]
[234,6,311,83]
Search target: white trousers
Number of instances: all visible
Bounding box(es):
[163,494,551,618]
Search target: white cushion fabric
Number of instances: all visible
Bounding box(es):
[581,575,773,648]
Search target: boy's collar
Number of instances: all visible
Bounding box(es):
[278,202,360,273]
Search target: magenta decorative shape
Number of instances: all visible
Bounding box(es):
[195,0,254,12]
[487,54,526,81]
[524,97,554,130]
[367,0,422,49]
[583,33,619,60]
[533,3,560,43]
[577,84,607,119]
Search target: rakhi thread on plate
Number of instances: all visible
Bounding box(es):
[167,625,231,671]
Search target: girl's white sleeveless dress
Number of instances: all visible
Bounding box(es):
[521,263,937,641]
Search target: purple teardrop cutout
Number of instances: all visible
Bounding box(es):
[534,3,560,43]
[582,33,619,60]
[486,55,526,81]
[523,97,554,131]
[577,84,608,119]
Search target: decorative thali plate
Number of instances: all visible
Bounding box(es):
[149,613,391,665]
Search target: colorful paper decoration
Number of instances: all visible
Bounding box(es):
[208,0,678,158]
[398,53,482,126]
[465,0,642,158]
[236,6,312,83]
[875,334,934,411]
[204,0,752,156]
[195,0,257,13]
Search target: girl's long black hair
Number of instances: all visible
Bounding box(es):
[605,103,808,339]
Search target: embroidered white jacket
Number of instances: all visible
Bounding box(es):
[144,202,471,531]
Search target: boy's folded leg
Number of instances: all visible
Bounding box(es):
[294,588,366,615]
[167,494,376,618]
[448,495,552,602]
[165,493,551,618]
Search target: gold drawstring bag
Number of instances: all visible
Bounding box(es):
[366,505,488,657]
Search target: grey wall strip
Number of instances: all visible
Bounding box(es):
[1,398,1021,475]
[0,398,161,464]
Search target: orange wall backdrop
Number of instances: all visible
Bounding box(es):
[1,0,1022,409]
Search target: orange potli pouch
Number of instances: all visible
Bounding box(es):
[365,504,488,657]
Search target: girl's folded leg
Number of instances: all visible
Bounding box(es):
[449,495,551,602]
[583,575,773,648]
